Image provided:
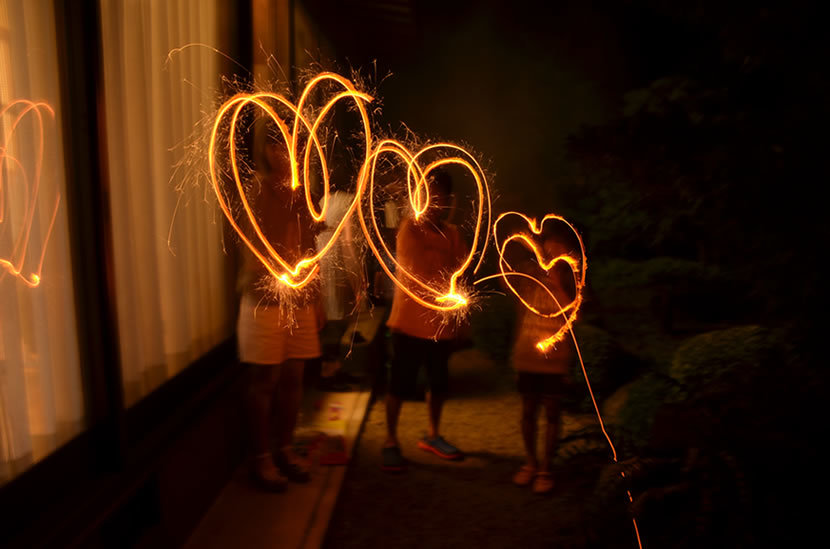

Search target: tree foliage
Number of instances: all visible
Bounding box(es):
[562,2,827,333]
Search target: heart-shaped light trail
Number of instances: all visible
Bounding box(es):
[478,210,642,549]
[0,100,61,288]
[491,211,585,352]
[358,140,491,312]
[208,72,373,290]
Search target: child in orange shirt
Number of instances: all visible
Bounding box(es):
[381,170,468,472]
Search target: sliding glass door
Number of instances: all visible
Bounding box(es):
[0,0,84,483]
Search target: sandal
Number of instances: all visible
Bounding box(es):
[532,471,554,494]
[513,465,537,486]
[381,446,408,473]
[250,454,288,493]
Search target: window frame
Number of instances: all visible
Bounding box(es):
[0,1,253,546]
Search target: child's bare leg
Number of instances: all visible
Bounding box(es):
[385,393,402,447]
[248,364,281,453]
[247,364,282,477]
[427,391,445,439]
[275,359,305,458]
[521,394,541,468]
[540,395,562,473]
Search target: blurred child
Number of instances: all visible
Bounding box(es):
[509,231,577,493]
[381,169,468,472]
[237,122,322,491]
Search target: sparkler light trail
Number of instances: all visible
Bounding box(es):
[208,72,373,290]
[0,100,60,288]
[203,59,636,545]
[490,211,585,351]
[476,211,643,548]
[357,140,491,312]
[208,69,491,308]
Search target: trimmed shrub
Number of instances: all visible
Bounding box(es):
[668,325,773,402]
[565,324,645,413]
[563,324,620,412]
[616,372,676,452]
[591,257,720,291]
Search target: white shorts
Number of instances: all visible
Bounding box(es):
[237,294,321,365]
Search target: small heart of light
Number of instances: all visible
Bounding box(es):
[0,100,61,288]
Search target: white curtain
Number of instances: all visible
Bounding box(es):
[99,0,233,406]
[0,0,83,481]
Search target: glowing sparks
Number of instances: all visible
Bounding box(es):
[489,211,586,351]
[0,100,60,288]
[208,71,491,307]
[478,210,643,548]
[204,64,639,547]
[358,141,491,312]
[208,72,373,290]
[435,292,468,307]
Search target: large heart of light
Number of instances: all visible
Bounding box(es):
[209,72,491,309]
[208,73,373,289]
[358,141,491,311]
[0,99,61,288]
[493,211,586,351]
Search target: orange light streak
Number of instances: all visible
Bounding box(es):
[208,73,372,289]
[491,211,585,351]
[209,71,491,306]
[0,100,60,288]
[357,141,491,312]
[478,211,643,548]
[203,63,638,545]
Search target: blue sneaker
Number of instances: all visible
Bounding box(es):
[417,436,464,460]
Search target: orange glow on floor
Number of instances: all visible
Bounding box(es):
[0,99,60,288]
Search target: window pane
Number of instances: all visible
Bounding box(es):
[0,0,84,483]
[99,0,234,406]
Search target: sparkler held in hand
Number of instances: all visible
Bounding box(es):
[382,168,468,472]
[478,211,642,547]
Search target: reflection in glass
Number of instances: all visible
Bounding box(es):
[0,0,83,485]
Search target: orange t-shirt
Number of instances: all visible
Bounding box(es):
[511,258,576,374]
[236,174,319,305]
[386,217,468,340]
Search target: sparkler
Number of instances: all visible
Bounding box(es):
[208,70,490,309]
[490,211,585,351]
[357,140,491,312]
[208,72,372,290]
[477,211,643,548]
[0,100,60,288]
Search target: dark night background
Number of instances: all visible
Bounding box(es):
[303,1,825,546]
